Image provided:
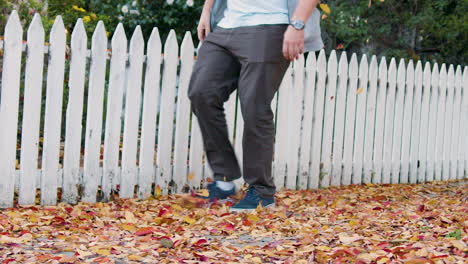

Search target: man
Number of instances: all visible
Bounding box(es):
[188,0,323,211]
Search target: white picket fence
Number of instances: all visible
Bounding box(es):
[0,12,467,208]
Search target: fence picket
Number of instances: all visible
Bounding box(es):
[62,19,87,204]
[382,59,397,184]
[82,21,108,203]
[418,63,432,183]
[330,52,348,186]
[320,51,337,187]
[298,53,317,189]
[400,60,415,184]
[373,57,387,184]
[0,12,23,208]
[434,64,447,181]
[426,64,440,182]
[121,27,145,198]
[18,14,45,205]
[442,66,455,180]
[409,62,423,183]
[363,56,378,183]
[390,60,406,184]
[310,50,327,188]
[353,55,368,184]
[156,30,178,193]
[451,67,462,179]
[173,32,194,192]
[41,16,66,205]
[102,24,127,201]
[286,56,304,189]
[138,28,161,198]
[274,66,292,188]
[342,54,358,186]
[462,67,468,179]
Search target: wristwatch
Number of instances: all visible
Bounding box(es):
[290,20,305,30]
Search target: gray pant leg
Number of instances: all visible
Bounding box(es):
[188,33,242,182]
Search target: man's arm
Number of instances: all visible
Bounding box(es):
[283,0,320,60]
[198,0,215,41]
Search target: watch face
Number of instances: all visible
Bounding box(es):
[292,20,305,29]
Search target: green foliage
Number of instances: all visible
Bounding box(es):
[1,0,466,65]
[87,0,202,43]
[320,0,467,65]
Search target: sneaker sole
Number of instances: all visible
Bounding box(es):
[230,203,275,212]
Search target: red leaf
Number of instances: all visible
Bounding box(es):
[194,239,207,246]
[135,227,154,236]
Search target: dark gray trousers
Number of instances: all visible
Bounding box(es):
[188,25,290,198]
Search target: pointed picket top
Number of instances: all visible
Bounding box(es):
[439,64,447,91]
[397,59,406,85]
[71,19,87,50]
[406,60,415,86]
[91,21,108,53]
[455,66,462,92]
[147,27,162,56]
[164,29,179,58]
[369,55,378,80]
[359,54,368,78]
[423,62,431,86]
[447,65,455,91]
[348,53,358,78]
[306,51,317,69]
[379,57,387,79]
[431,63,440,89]
[338,52,348,75]
[129,26,144,55]
[28,13,44,40]
[112,23,127,49]
[181,31,195,60]
[388,58,397,85]
[327,49,337,69]
[49,16,66,44]
[5,11,23,43]
[415,61,423,88]
[317,49,327,73]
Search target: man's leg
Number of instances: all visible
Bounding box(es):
[233,25,290,198]
[188,32,242,184]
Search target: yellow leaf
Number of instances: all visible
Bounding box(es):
[348,220,360,227]
[316,245,331,251]
[172,204,183,211]
[184,216,196,224]
[320,4,331,14]
[155,185,162,198]
[188,172,195,181]
[247,214,261,224]
[357,87,364,94]
[197,189,209,197]
[128,255,143,261]
[124,211,137,223]
[121,223,137,232]
[96,249,111,256]
[451,240,466,250]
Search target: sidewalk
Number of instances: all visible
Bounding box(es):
[0,180,466,263]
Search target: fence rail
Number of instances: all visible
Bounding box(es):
[0,12,467,208]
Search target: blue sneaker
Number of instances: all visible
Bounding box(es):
[230,187,275,212]
[198,181,236,202]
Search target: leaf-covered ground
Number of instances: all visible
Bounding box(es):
[0,180,466,264]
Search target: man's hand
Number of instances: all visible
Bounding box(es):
[197,10,211,41]
[283,26,305,61]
